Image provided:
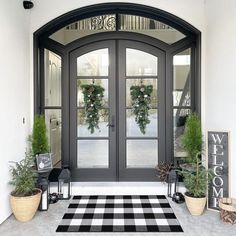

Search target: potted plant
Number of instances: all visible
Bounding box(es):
[180,154,212,215]
[180,112,212,215]
[9,152,42,222]
[31,114,49,157]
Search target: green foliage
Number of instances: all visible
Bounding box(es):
[180,155,213,197]
[182,112,202,163]
[9,153,37,196]
[32,115,49,156]
[130,84,153,134]
[81,84,105,134]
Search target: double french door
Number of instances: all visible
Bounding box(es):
[70,40,165,181]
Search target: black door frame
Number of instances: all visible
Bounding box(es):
[34,3,201,181]
[68,38,166,181]
[70,40,117,181]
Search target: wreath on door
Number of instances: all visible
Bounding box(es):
[81,82,105,134]
[130,84,153,134]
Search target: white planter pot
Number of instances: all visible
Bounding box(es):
[184,193,206,216]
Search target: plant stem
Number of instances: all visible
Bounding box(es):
[196,153,199,196]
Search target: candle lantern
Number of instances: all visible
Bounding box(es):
[58,168,71,200]
[167,168,185,204]
[38,175,49,210]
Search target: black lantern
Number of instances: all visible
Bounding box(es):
[58,168,71,200]
[167,168,185,204]
[36,154,53,211]
[37,171,50,211]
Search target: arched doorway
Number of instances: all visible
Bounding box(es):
[34,3,201,181]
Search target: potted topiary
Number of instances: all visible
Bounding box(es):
[180,112,212,215]
[31,114,49,157]
[180,153,212,215]
[9,152,42,222]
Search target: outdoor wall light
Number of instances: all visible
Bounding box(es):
[23,1,34,9]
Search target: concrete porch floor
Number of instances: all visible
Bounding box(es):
[0,183,236,236]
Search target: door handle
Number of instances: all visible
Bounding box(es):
[107,115,115,131]
[107,124,115,128]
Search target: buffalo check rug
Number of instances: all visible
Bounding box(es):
[56,195,183,232]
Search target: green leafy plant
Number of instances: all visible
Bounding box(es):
[180,154,213,198]
[130,84,153,134]
[32,115,49,156]
[81,84,105,134]
[9,153,38,197]
[182,112,202,163]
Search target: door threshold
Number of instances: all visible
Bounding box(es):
[50,182,185,196]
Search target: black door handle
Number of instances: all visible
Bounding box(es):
[107,115,115,131]
[107,124,115,127]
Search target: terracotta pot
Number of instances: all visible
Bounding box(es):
[10,189,42,222]
[184,193,206,216]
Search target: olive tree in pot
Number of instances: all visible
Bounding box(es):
[9,153,42,222]
[180,112,212,215]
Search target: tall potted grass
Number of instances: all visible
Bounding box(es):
[9,153,42,222]
[180,112,212,215]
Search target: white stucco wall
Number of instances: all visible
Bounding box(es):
[0,1,30,224]
[205,0,236,197]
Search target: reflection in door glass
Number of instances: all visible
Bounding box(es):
[173,108,190,158]
[77,140,109,168]
[126,140,158,168]
[77,48,109,76]
[126,109,158,137]
[173,48,191,106]
[77,109,109,137]
[126,49,158,76]
[44,49,61,106]
[45,109,61,167]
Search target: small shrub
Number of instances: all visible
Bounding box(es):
[9,153,37,197]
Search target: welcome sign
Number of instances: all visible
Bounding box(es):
[207,131,229,211]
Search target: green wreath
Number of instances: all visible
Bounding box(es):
[81,84,105,134]
[130,84,153,134]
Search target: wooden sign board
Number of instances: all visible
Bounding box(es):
[207,131,230,211]
[36,153,53,172]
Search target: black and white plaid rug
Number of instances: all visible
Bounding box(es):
[56,195,183,232]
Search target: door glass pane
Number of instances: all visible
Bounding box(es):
[173,108,191,158]
[77,109,109,137]
[77,79,108,107]
[127,140,158,168]
[126,49,158,76]
[45,109,61,167]
[50,15,116,45]
[77,140,109,168]
[173,48,191,106]
[77,49,109,76]
[119,15,186,44]
[126,79,158,107]
[44,49,61,106]
[126,109,158,137]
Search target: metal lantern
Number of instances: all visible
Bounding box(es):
[167,168,185,204]
[37,174,49,211]
[58,168,71,200]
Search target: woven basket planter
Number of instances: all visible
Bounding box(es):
[10,189,42,222]
[219,198,236,224]
[184,193,206,216]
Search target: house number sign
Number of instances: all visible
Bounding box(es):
[207,131,229,211]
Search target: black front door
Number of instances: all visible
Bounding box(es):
[70,39,165,181]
